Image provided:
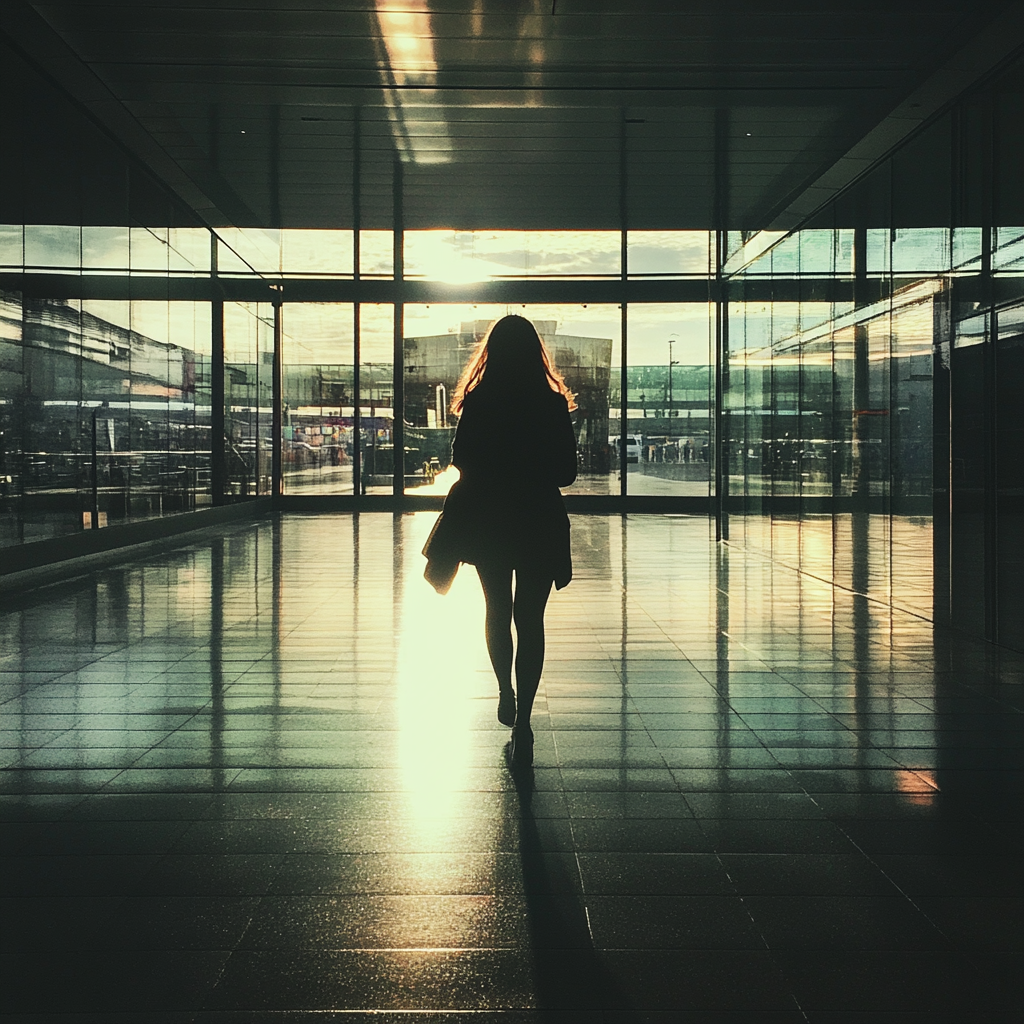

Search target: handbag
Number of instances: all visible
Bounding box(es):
[422,479,465,595]
[422,509,460,594]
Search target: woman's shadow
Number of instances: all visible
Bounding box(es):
[506,764,633,1020]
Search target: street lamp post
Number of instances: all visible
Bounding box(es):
[667,335,679,439]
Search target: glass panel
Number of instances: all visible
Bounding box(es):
[214,229,354,277]
[224,302,273,498]
[402,304,508,494]
[725,300,772,519]
[626,231,712,277]
[24,225,80,270]
[993,227,1024,273]
[78,298,213,522]
[534,304,620,494]
[996,303,1024,646]
[404,231,620,281]
[129,226,172,274]
[82,226,129,272]
[216,228,281,275]
[360,231,394,277]
[19,297,85,540]
[0,288,25,547]
[281,303,355,494]
[280,230,354,276]
[0,225,22,267]
[167,228,212,275]
[624,304,714,496]
[891,227,950,275]
[359,303,395,495]
[401,304,620,496]
[735,229,850,277]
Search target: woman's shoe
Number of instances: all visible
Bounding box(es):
[497,687,516,727]
[509,724,534,768]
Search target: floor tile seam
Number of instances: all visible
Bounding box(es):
[547,762,593,938]
[92,765,246,800]
[830,830,982,953]
[768,686,937,754]
[788,784,966,952]
[654,797,812,1022]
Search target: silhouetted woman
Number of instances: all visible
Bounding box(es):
[449,315,578,767]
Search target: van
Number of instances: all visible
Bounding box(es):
[611,434,643,463]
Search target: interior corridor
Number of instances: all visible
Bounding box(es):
[1,513,1022,1021]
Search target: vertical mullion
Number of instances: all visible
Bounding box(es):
[210,231,225,506]
[392,157,404,500]
[272,298,283,502]
[352,107,362,499]
[620,113,628,500]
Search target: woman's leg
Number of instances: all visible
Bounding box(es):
[476,562,515,723]
[511,567,553,731]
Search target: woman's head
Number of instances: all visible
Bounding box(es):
[451,314,576,413]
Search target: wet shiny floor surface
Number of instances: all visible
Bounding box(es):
[1,513,1022,1023]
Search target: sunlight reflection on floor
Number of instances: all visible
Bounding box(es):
[397,513,491,840]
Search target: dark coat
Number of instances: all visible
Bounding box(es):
[446,383,577,589]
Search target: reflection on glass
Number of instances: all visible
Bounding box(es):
[402,304,620,496]
[624,304,714,496]
[82,226,129,272]
[993,227,1024,272]
[24,225,80,271]
[374,0,451,164]
[359,304,395,495]
[224,303,273,498]
[0,225,23,266]
[726,280,935,618]
[281,304,355,495]
[736,229,852,277]
[0,295,212,545]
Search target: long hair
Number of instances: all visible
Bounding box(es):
[450,314,577,414]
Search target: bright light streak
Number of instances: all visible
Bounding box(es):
[396,513,489,840]
[375,1,451,164]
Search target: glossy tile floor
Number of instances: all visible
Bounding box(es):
[1,513,1022,1023]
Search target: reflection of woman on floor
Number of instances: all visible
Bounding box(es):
[449,315,578,767]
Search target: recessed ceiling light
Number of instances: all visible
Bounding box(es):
[746,132,752,136]
[240,130,246,134]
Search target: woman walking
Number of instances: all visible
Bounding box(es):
[446,315,577,768]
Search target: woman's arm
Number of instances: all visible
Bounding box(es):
[553,395,578,487]
[451,396,486,473]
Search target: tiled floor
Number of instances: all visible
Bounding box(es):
[1,512,1022,1023]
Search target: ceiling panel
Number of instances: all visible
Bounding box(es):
[14,0,1012,228]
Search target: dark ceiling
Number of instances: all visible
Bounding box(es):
[6,0,1018,229]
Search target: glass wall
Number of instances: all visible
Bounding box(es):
[0,284,213,547]
[725,235,938,618]
[223,302,273,498]
[359,304,396,496]
[401,304,621,496]
[718,55,1024,642]
[0,34,218,549]
[623,304,714,497]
